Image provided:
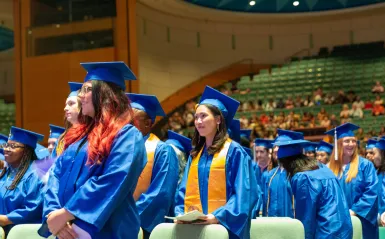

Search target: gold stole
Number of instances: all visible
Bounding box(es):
[134,133,160,201]
[55,138,65,157]
[184,139,232,214]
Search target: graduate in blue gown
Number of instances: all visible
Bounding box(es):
[326,123,379,239]
[315,140,333,165]
[365,137,378,163]
[275,140,353,239]
[39,62,147,239]
[303,142,318,159]
[253,139,273,187]
[0,127,48,234]
[47,125,65,155]
[262,129,303,217]
[175,86,253,239]
[127,93,179,238]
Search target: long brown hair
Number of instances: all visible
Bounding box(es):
[64,80,133,165]
[278,154,319,180]
[376,148,385,174]
[329,138,359,182]
[0,145,36,190]
[191,104,228,158]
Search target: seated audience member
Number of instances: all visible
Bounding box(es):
[349,105,363,118]
[353,96,365,109]
[372,81,384,94]
[285,96,294,109]
[340,104,350,119]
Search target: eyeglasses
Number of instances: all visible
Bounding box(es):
[79,86,92,95]
[0,143,25,149]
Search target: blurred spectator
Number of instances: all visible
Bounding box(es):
[313,87,323,102]
[374,95,384,106]
[241,101,250,112]
[320,116,331,128]
[373,104,385,116]
[240,114,249,128]
[317,108,328,121]
[264,99,276,111]
[379,126,385,136]
[340,104,350,119]
[324,93,335,105]
[347,90,357,103]
[276,98,285,109]
[372,81,384,94]
[355,128,365,141]
[303,95,315,107]
[255,100,263,111]
[336,90,348,104]
[220,86,231,95]
[285,96,295,109]
[260,113,269,124]
[364,99,374,110]
[352,96,365,109]
[294,95,303,108]
[349,105,363,118]
[230,81,239,93]
[330,114,340,128]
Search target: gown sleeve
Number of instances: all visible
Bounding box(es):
[212,145,252,239]
[350,160,378,225]
[136,143,179,232]
[6,172,45,224]
[174,156,192,216]
[63,125,147,231]
[379,173,385,215]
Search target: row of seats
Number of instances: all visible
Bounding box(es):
[0,216,367,239]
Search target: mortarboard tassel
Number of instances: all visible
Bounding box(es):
[334,128,338,160]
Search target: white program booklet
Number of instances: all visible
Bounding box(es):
[165,210,206,222]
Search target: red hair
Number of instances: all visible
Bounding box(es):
[64,81,133,165]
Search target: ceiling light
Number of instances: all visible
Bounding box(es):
[249,1,256,6]
[293,1,299,6]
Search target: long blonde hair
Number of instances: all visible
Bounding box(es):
[329,138,359,183]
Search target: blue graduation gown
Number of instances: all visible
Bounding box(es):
[136,134,179,233]
[378,172,385,215]
[291,166,353,239]
[339,157,378,239]
[39,124,147,239]
[0,165,44,233]
[262,166,294,217]
[175,141,252,239]
[253,163,268,187]
[250,161,262,218]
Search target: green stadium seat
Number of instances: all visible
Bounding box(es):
[7,224,55,239]
[0,227,4,239]
[351,216,362,239]
[250,218,304,239]
[150,223,229,239]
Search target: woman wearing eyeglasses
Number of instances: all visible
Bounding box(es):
[0,127,48,235]
[38,62,147,239]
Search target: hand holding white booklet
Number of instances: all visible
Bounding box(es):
[165,210,206,222]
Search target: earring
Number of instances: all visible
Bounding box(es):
[217,124,219,132]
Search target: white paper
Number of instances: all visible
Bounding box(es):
[165,210,206,222]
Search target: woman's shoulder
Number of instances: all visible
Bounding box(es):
[116,123,143,139]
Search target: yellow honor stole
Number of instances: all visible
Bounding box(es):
[55,138,65,157]
[184,138,232,214]
[134,133,160,201]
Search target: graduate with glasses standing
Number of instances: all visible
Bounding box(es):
[39,62,147,239]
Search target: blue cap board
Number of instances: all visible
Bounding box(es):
[254,139,273,149]
[49,124,65,139]
[127,93,165,123]
[68,82,82,98]
[166,130,192,155]
[275,140,310,159]
[81,61,136,91]
[240,129,252,139]
[0,134,8,156]
[198,86,240,128]
[303,142,319,152]
[317,141,333,155]
[275,129,304,143]
[366,138,378,150]
[228,119,241,143]
[7,126,49,160]
[243,146,253,158]
[375,138,385,151]
[325,123,360,140]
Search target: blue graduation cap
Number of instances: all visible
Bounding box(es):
[240,129,252,139]
[317,141,333,155]
[243,146,253,158]
[366,138,378,150]
[275,129,304,143]
[228,119,241,143]
[376,138,385,151]
[49,124,65,139]
[8,127,49,160]
[199,86,240,128]
[0,134,8,155]
[166,130,192,155]
[275,140,310,159]
[81,61,136,91]
[303,142,319,152]
[254,139,273,149]
[325,123,360,140]
[325,123,360,161]
[68,82,82,98]
[127,93,166,123]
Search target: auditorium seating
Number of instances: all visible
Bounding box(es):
[250,217,304,239]
[0,99,15,135]
[150,224,229,239]
[351,216,363,239]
